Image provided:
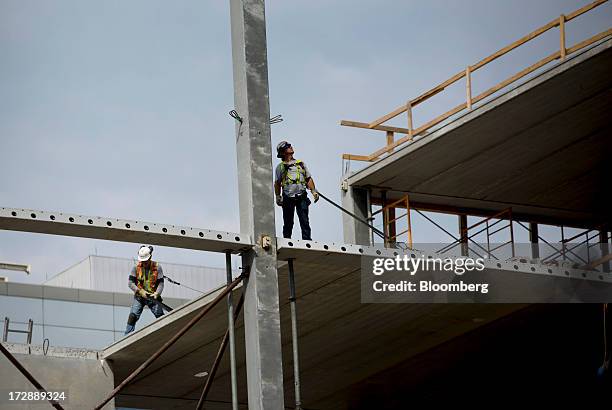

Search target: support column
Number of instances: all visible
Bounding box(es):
[459,214,468,256]
[229,1,284,409]
[529,222,539,260]
[341,184,372,245]
[287,259,302,410]
[600,231,610,273]
[225,252,238,410]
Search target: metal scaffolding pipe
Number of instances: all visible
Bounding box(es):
[0,343,65,410]
[93,274,245,410]
[196,292,245,410]
[288,259,302,410]
[226,252,239,410]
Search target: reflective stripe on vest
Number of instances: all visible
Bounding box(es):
[136,261,159,293]
[281,160,306,187]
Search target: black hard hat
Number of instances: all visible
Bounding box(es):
[276,141,291,158]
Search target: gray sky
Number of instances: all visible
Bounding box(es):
[1,0,610,284]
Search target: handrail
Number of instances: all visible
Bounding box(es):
[341,0,610,162]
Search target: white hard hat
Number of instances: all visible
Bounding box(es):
[138,245,153,262]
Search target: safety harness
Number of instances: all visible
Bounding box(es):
[136,261,159,293]
[280,160,307,187]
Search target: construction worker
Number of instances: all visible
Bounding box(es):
[124,245,165,334]
[275,141,319,240]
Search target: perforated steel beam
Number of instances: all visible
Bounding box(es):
[0,207,252,253]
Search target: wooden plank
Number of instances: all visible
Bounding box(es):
[466,66,472,110]
[471,19,559,72]
[341,154,372,162]
[410,70,465,107]
[565,0,607,22]
[386,131,394,154]
[407,101,414,138]
[367,104,408,129]
[472,51,559,105]
[340,120,412,135]
[566,28,612,54]
[344,1,609,164]
[363,0,608,131]
[412,101,467,136]
[560,15,566,60]
[405,195,413,248]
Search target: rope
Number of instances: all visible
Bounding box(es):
[165,275,206,294]
[317,191,388,241]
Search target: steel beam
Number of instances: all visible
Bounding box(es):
[0,207,251,253]
[229,1,285,408]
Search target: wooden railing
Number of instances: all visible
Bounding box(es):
[341,0,611,162]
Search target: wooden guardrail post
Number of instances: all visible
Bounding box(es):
[559,14,566,60]
[386,131,394,153]
[466,66,472,110]
[407,101,414,139]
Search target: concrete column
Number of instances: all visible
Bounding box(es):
[341,184,372,245]
[529,222,540,259]
[459,214,468,256]
[229,1,284,409]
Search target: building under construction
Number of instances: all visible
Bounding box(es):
[1,1,611,409]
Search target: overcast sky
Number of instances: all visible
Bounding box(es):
[1,0,610,284]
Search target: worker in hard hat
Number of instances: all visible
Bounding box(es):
[124,245,165,334]
[274,141,319,240]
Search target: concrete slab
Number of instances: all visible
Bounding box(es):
[0,207,252,254]
[346,39,612,228]
[102,238,609,409]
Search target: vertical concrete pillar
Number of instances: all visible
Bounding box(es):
[229,1,284,408]
[459,214,468,256]
[529,222,540,259]
[341,184,372,246]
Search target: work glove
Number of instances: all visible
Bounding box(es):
[276,194,283,206]
[311,190,320,203]
[151,292,159,300]
[137,288,148,298]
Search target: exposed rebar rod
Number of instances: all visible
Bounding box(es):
[288,259,302,410]
[0,343,65,410]
[196,292,245,410]
[94,274,245,410]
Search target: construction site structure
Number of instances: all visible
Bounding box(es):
[0,1,611,409]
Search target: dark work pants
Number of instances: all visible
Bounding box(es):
[282,192,312,240]
[124,295,164,335]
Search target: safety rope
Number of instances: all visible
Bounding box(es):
[317,192,391,243]
[164,275,207,294]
